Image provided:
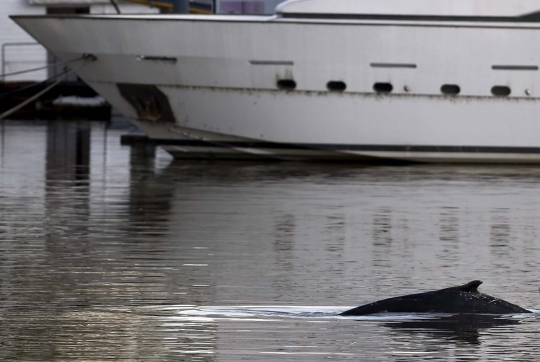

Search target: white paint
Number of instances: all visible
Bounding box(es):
[12,0,540,162]
[276,0,540,17]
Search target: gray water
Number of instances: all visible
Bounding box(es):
[1,120,540,361]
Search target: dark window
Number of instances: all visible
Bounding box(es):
[277,80,296,90]
[492,65,538,71]
[373,83,393,93]
[137,56,177,64]
[491,86,511,96]
[250,60,294,66]
[47,7,90,14]
[441,84,460,95]
[370,63,417,69]
[327,81,346,92]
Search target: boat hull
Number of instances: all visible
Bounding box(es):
[11,15,540,163]
[93,82,540,163]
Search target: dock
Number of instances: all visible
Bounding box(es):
[0,81,111,120]
[120,129,154,146]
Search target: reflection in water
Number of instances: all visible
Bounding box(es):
[127,146,173,237]
[372,207,393,272]
[490,208,511,253]
[437,207,460,264]
[373,207,392,247]
[1,121,540,359]
[384,314,522,346]
[273,213,296,275]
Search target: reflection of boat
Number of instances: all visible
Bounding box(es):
[13,0,540,163]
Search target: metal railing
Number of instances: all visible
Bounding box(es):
[1,42,46,82]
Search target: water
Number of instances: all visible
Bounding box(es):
[1,120,540,361]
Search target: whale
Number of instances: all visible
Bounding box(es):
[340,280,531,316]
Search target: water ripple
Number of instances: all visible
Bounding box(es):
[1,120,540,360]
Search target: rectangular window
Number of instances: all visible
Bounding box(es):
[370,63,417,69]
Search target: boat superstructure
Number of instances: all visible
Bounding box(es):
[11,0,540,162]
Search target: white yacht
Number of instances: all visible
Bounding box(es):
[12,0,540,163]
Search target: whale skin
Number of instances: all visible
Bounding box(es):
[340,280,531,316]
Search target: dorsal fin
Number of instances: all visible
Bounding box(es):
[460,280,482,292]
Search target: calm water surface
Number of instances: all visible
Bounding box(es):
[1,120,540,361]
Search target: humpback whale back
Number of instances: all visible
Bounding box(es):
[340,280,531,316]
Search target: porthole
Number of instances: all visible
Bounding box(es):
[441,84,460,95]
[491,86,511,96]
[373,82,393,93]
[327,81,346,92]
[277,79,296,90]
